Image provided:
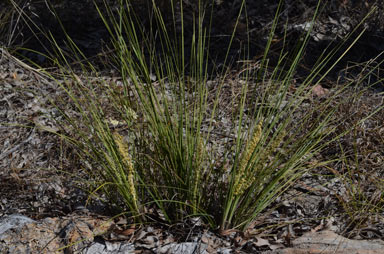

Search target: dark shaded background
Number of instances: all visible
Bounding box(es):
[1,0,384,90]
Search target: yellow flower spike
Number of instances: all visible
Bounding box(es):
[234,120,263,196]
[113,132,139,212]
[113,132,130,163]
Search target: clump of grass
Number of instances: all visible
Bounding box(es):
[12,0,384,233]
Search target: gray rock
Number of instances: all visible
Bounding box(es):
[217,248,232,254]
[83,242,135,254]
[0,214,34,236]
[156,242,208,254]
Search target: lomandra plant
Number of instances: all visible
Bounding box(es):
[91,0,378,231]
[14,0,383,232]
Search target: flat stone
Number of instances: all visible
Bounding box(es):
[156,242,208,254]
[0,214,114,254]
[267,230,384,254]
[83,241,135,254]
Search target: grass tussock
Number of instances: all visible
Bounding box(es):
[9,0,384,233]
